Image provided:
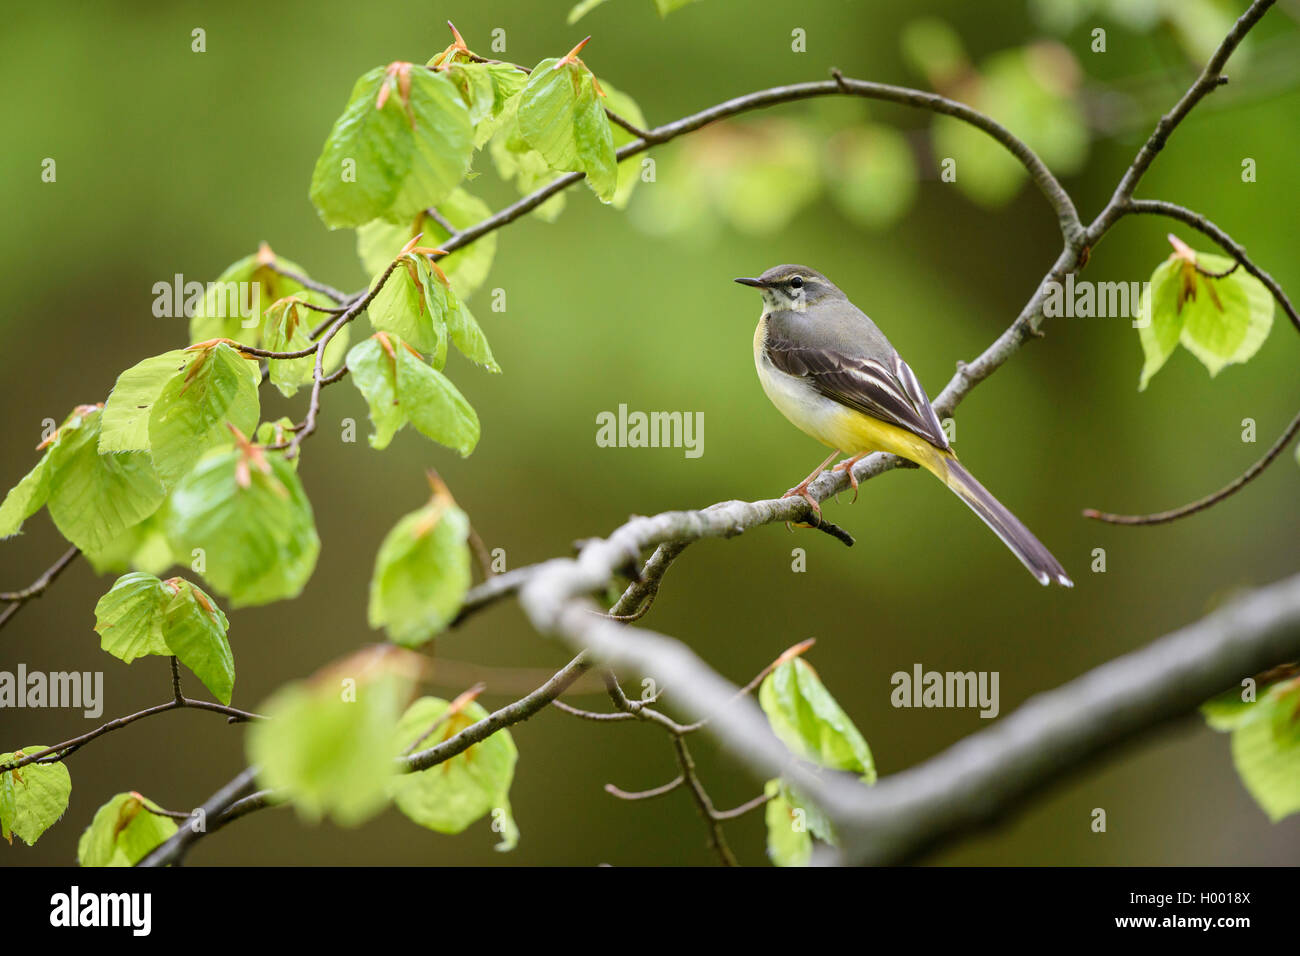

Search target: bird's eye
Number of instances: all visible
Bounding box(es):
[790,276,803,289]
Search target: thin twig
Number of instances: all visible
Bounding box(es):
[604,776,684,801]
[1,696,262,773]
[1084,405,1300,525]
[0,546,80,631]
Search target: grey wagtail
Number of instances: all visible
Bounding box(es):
[736,264,1072,587]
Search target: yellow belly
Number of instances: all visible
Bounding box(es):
[753,317,946,471]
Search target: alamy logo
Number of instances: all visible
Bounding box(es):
[1041,274,1151,327]
[49,886,151,936]
[0,664,103,718]
[890,663,1000,718]
[152,274,261,327]
[595,404,704,458]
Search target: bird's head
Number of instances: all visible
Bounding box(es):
[734,264,842,313]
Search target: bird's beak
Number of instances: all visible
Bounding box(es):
[734,277,766,288]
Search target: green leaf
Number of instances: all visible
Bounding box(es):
[310,64,474,229]
[47,408,166,554]
[1140,247,1274,388]
[368,495,471,646]
[246,647,420,826]
[600,80,646,209]
[0,453,52,540]
[347,336,406,450]
[439,61,528,148]
[357,188,497,300]
[0,748,71,846]
[389,696,518,849]
[346,334,480,455]
[255,417,297,447]
[164,447,320,608]
[262,298,316,397]
[1229,682,1300,821]
[148,343,262,487]
[655,0,701,14]
[81,511,175,576]
[190,248,319,347]
[99,350,190,453]
[759,658,875,781]
[367,255,444,358]
[444,288,498,372]
[1138,258,1186,390]
[763,778,811,867]
[568,0,612,24]
[1201,680,1274,732]
[396,338,480,454]
[94,572,172,663]
[77,791,177,866]
[162,579,233,705]
[1177,252,1273,377]
[518,58,617,202]
[488,94,569,221]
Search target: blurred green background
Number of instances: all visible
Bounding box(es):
[3,0,1299,865]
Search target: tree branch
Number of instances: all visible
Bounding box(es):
[0,546,80,632]
[116,0,1289,867]
[1084,405,1300,525]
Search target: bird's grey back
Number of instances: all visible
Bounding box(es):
[765,295,898,364]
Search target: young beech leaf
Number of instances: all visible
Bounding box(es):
[262,298,316,397]
[81,510,174,577]
[99,350,190,453]
[357,189,497,300]
[445,287,499,372]
[764,778,811,867]
[94,571,173,663]
[1139,242,1274,389]
[759,658,876,781]
[0,453,52,540]
[397,342,480,454]
[161,578,234,705]
[164,447,320,608]
[246,647,422,826]
[347,337,405,450]
[148,343,261,487]
[1138,258,1187,390]
[347,334,480,455]
[368,496,472,646]
[310,64,473,229]
[190,247,322,347]
[47,408,165,555]
[600,79,647,210]
[367,255,445,358]
[518,58,617,202]
[77,791,177,866]
[1205,678,1300,822]
[489,95,570,223]
[437,61,528,148]
[389,697,519,850]
[0,748,71,846]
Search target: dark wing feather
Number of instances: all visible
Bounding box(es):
[765,336,950,451]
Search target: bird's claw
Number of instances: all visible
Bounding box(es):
[832,457,863,503]
[781,486,821,526]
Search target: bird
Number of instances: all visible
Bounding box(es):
[736,263,1072,587]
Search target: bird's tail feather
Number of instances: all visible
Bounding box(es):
[934,455,1073,587]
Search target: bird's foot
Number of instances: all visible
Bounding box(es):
[781,482,821,528]
[832,454,869,503]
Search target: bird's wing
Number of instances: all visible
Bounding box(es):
[764,336,950,451]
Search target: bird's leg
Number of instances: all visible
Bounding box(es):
[782,450,839,519]
[832,452,871,503]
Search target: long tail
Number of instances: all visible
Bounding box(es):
[927,453,1073,587]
